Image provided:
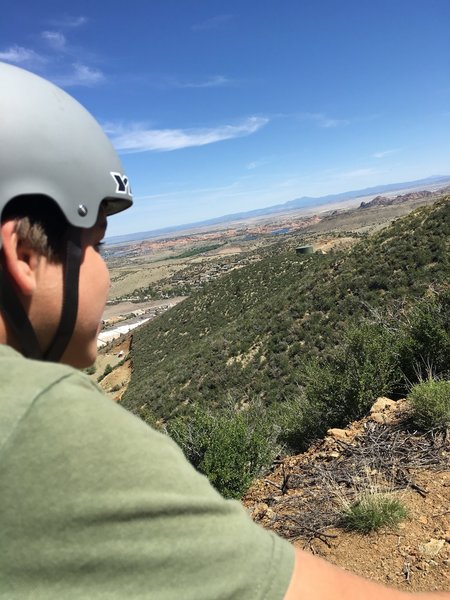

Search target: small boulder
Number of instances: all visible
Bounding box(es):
[327,428,349,440]
[370,397,396,413]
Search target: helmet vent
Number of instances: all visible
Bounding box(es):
[77,204,88,217]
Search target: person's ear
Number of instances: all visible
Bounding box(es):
[0,221,40,296]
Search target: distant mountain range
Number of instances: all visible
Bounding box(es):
[107,175,450,244]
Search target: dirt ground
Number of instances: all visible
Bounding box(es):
[90,336,132,401]
[244,400,450,593]
[313,470,450,592]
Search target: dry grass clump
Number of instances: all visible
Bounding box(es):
[340,493,408,533]
[331,464,408,534]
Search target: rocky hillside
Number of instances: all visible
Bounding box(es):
[358,186,450,209]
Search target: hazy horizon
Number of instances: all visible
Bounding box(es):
[105,174,450,244]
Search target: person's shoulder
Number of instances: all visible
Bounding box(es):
[0,345,101,444]
[0,344,97,397]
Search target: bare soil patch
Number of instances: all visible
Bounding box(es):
[100,359,131,401]
[90,336,132,401]
[103,297,185,320]
[108,263,182,299]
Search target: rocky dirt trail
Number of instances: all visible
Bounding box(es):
[244,399,450,593]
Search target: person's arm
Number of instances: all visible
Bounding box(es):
[284,547,450,600]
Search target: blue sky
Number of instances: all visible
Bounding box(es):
[2,1,450,236]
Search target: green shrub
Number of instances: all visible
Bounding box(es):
[341,494,408,533]
[409,379,450,429]
[304,323,399,430]
[271,393,325,453]
[83,364,96,375]
[167,406,213,470]
[398,290,450,385]
[167,403,278,499]
[97,363,113,383]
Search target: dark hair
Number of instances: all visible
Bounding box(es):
[1,195,70,261]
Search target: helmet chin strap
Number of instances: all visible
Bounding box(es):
[0,227,82,363]
[44,227,82,362]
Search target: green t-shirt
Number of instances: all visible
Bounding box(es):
[0,345,294,599]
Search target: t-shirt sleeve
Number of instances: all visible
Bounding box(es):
[0,373,294,600]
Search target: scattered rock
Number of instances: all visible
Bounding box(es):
[420,539,446,557]
[327,428,349,440]
[252,503,268,520]
[371,413,389,424]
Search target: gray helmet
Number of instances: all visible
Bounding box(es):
[0,62,133,363]
[0,61,132,240]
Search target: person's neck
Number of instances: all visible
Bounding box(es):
[0,317,23,352]
[0,318,9,345]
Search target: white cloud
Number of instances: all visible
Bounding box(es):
[0,45,46,66]
[372,149,399,159]
[108,116,269,153]
[52,63,105,87]
[299,112,349,128]
[192,14,233,31]
[41,31,66,50]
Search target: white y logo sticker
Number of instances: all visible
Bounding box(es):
[110,172,132,195]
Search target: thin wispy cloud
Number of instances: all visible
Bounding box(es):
[41,31,66,50]
[192,14,233,31]
[372,149,399,159]
[52,63,106,87]
[246,158,269,170]
[299,112,349,128]
[1,18,103,89]
[49,15,88,28]
[175,75,232,89]
[0,45,46,66]
[107,116,269,153]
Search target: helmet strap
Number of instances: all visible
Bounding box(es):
[0,226,82,363]
[44,226,82,362]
